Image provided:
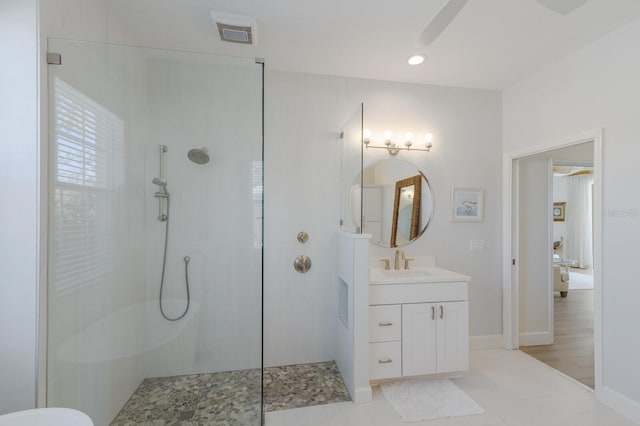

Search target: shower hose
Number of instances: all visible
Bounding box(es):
[159,195,191,321]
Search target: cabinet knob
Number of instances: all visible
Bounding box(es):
[378,358,393,364]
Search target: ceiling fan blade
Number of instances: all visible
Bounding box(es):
[536,0,588,15]
[418,0,469,47]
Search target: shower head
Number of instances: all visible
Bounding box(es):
[152,177,167,186]
[187,147,210,165]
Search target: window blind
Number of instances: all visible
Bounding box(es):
[53,78,125,292]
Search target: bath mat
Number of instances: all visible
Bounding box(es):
[380,379,485,422]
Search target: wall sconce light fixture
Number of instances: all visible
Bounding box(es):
[363,129,433,156]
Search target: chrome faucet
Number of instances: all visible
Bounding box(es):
[394,249,405,270]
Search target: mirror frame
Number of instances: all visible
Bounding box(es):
[390,175,422,247]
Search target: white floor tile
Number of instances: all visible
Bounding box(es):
[264,349,637,426]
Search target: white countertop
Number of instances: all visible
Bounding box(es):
[369,266,471,285]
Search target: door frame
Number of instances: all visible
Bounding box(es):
[502,129,603,392]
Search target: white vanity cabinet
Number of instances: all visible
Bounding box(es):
[368,267,469,382]
[402,301,468,377]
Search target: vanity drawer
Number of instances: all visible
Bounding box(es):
[369,305,401,342]
[369,342,402,380]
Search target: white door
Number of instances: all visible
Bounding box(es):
[436,301,469,373]
[518,157,553,346]
[402,303,437,376]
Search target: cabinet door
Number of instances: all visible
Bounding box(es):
[402,303,437,376]
[436,301,469,373]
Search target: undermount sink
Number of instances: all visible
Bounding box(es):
[370,266,470,285]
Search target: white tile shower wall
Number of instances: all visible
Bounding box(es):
[264,71,503,367]
[264,72,347,367]
[46,40,148,426]
[142,56,263,378]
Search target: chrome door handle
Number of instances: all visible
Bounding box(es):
[378,359,393,364]
[440,305,444,319]
[378,322,393,326]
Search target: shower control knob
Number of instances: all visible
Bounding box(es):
[297,231,309,243]
[293,255,312,273]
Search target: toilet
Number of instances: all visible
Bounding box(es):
[0,408,93,426]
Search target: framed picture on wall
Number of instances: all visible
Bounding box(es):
[451,187,484,222]
[553,202,566,221]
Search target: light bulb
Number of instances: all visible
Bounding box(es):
[404,132,413,148]
[363,128,372,144]
[424,132,433,150]
[408,55,425,65]
[383,130,393,141]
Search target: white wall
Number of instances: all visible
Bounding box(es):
[264,72,346,366]
[265,71,502,368]
[553,176,568,252]
[358,80,503,339]
[503,17,640,421]
[0,0,39,414]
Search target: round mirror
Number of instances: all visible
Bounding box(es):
[350,159,434,247]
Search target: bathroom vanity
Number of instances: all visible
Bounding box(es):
[368,257,470,382]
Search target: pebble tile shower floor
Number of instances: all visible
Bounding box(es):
[110,361,350,425]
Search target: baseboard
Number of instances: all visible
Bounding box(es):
[519,331,552,346]
[598,386,640,424]
[469,335,504,350]
[353,386,372,403]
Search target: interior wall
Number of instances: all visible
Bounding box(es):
[264,71,502,367]
[358,79,503,339]
[552,177,568,254]
[503,17,640,421]
[0,0,39,414]
[264,71,346,366]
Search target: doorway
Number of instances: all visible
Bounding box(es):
[502,130,602,392]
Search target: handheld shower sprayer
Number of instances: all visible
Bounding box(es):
[152,177,167,187]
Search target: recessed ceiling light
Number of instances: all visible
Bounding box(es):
[408,54,426,65]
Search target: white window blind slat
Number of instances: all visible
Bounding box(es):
[53,78,125,293]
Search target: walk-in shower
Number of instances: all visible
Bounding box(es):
[47,39,264,425]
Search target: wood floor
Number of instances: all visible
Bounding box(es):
[520,288,594,388]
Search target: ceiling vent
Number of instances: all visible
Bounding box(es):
[211,11,257,45]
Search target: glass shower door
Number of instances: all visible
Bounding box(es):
[47,39,263,426]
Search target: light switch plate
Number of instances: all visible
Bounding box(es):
[470,240,486,252]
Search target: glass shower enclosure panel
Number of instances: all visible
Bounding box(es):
[47,39,263,425]
[340,104,363,235]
